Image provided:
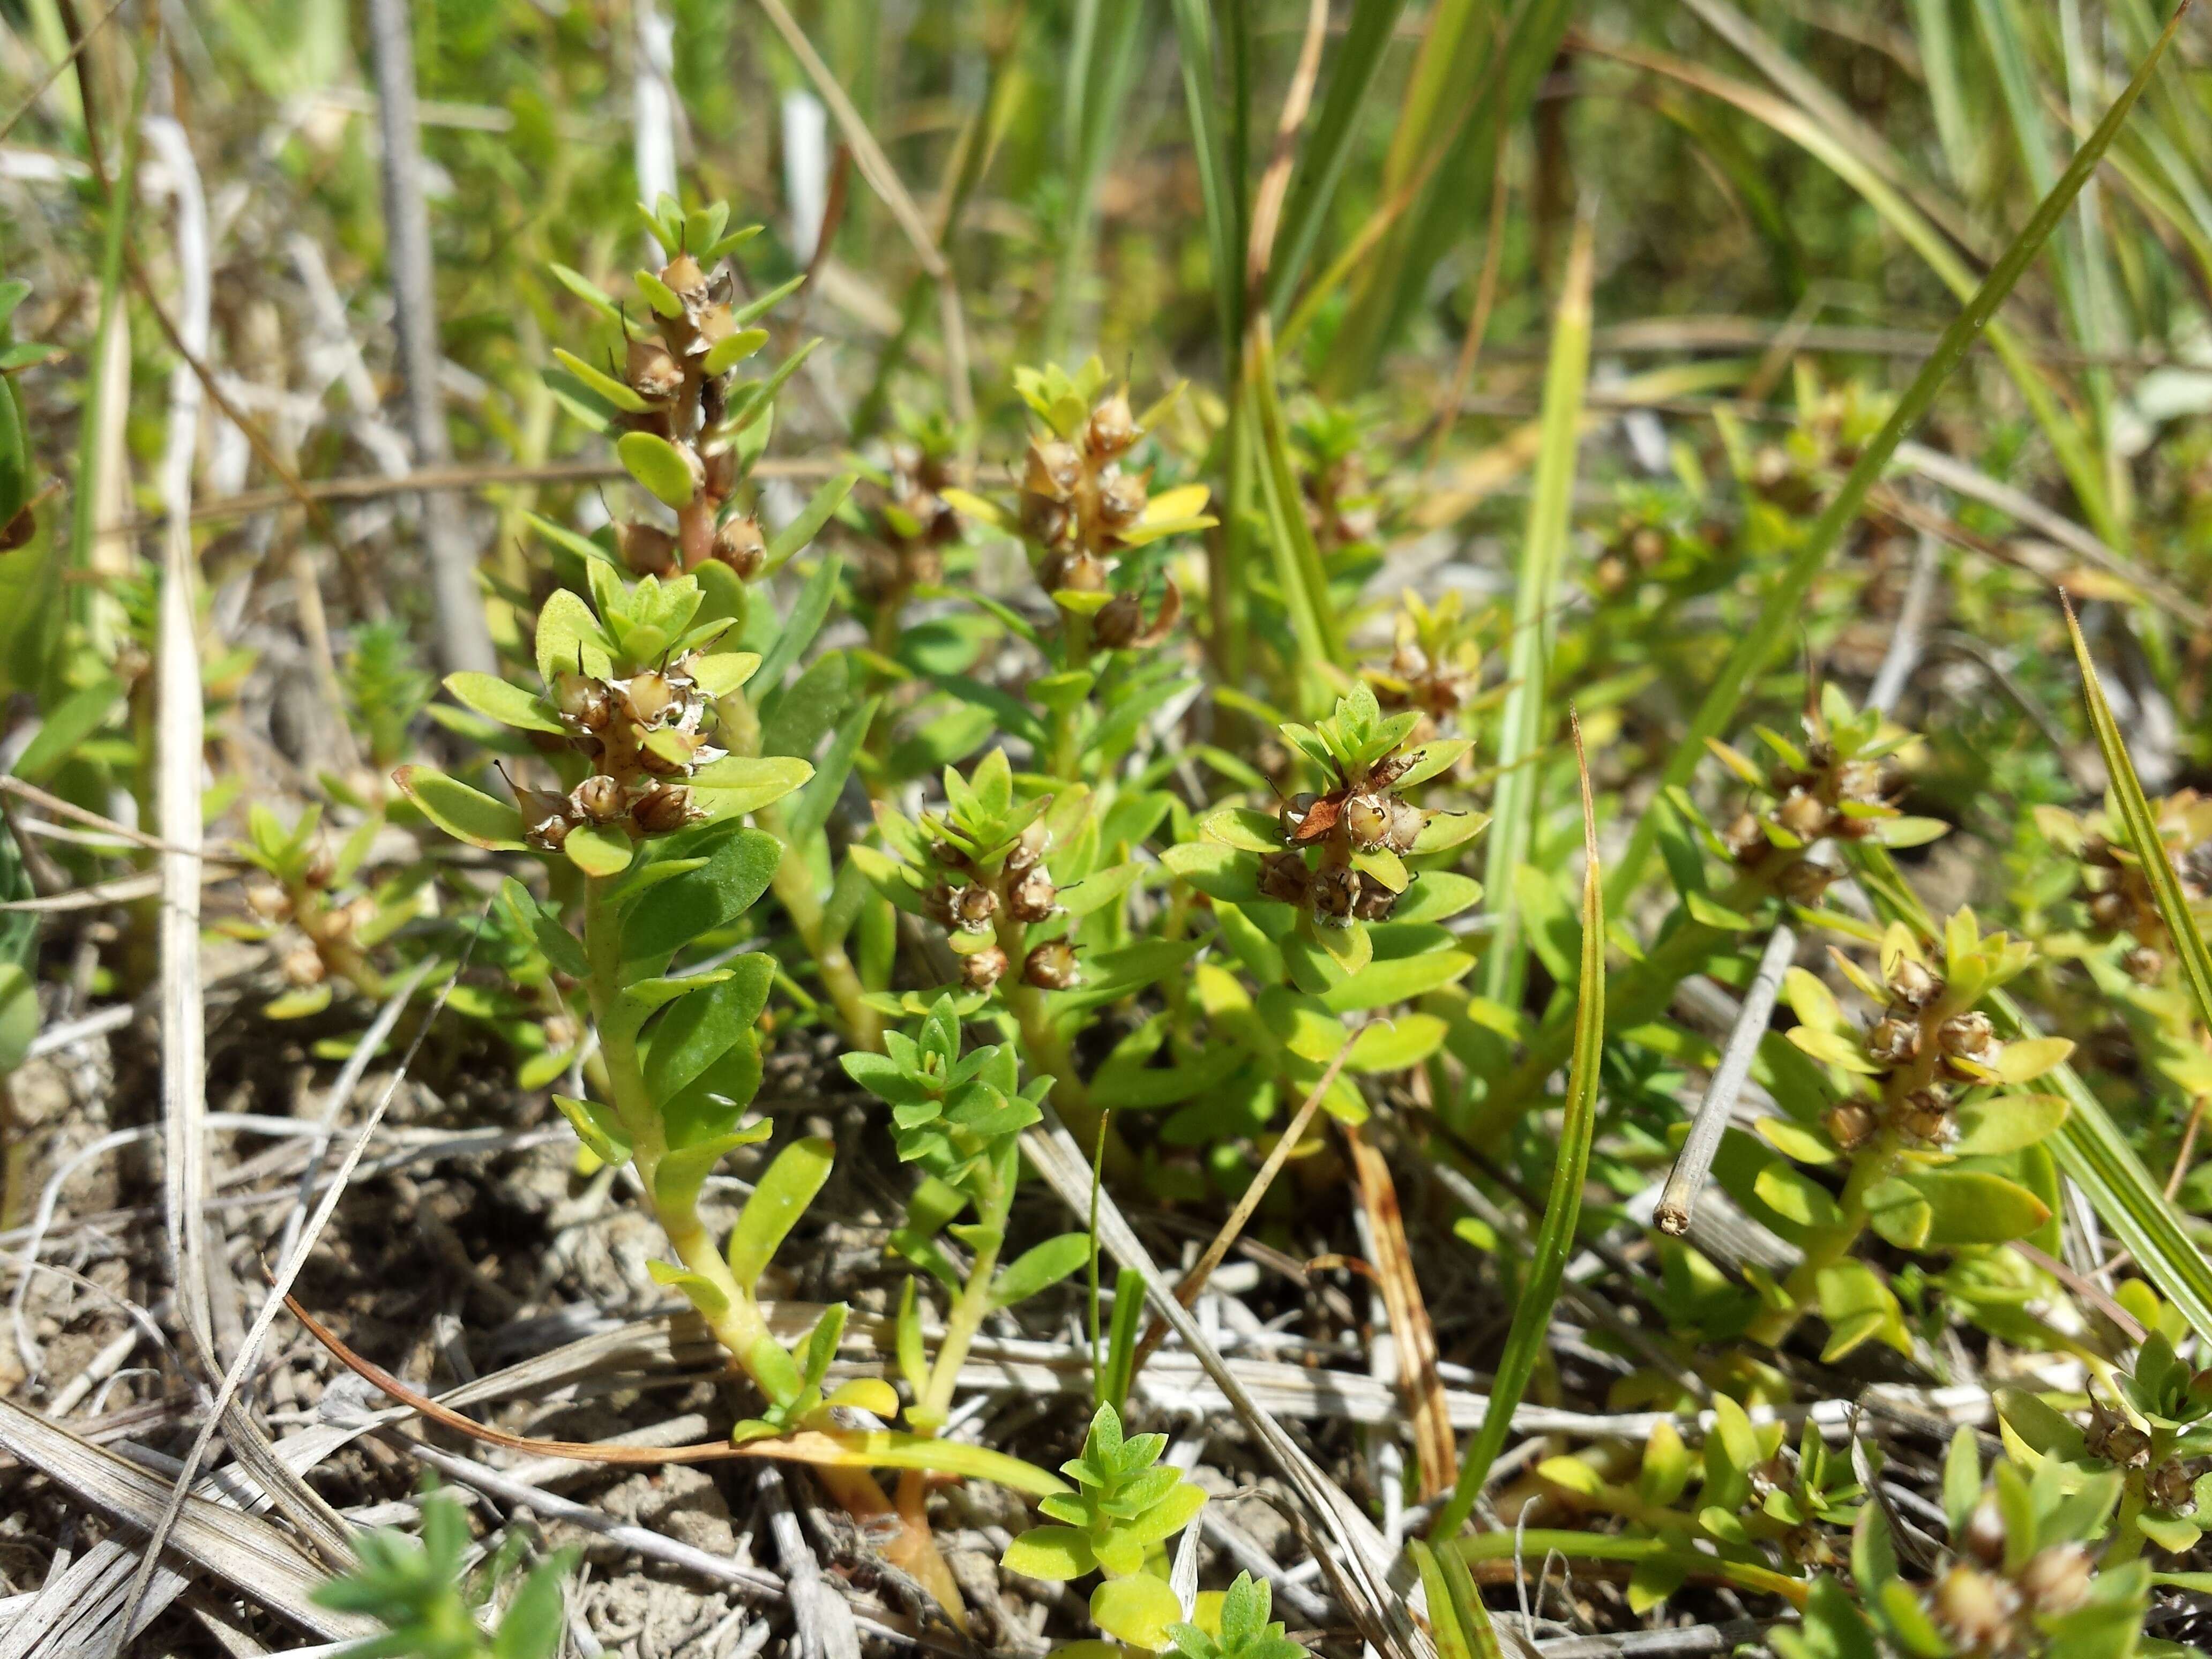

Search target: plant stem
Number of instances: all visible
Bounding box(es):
[579,877,959,1615]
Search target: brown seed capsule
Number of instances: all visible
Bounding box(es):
[617,521,679,577]
[1775,790,1832,842]
[1025,438,1083,501]
[1825,1100,1876,1152]
[1021,493,1072,547]
[1351,874,1399,923]
[923,882,959,928]
[1004,822,1051,877]
[1096,470,1148,530]
[1865,1017,1921,1066]
[2106,1424,2154,1469]
[1344,794,1391,851]
[1836,760,1886,804]
[281,945,326,987]
[2124,943,2166,982]
[571,774,627,824]
[930,840,975,875]
[1630,524,1667,569]
[2016,1545,2093,1615]
[713,515,766,579]
[1896,1087,1955,1145]
[1938,1011,1994,1058]
[1931,1566,2015,1650]
[1048,550,1110,593]
[1023,939,1080,990]
[555,673,614,731]
[624,672,680,727]
[1776,858,1834,905]
[2148,1457,2196,1513]
[1007,871,1058,923]
[524,812,573,853]
[1312,864,1359,924]
[1887,956,1942,1010]
[626,335,684,401]
[1385,799,1427,854]
[542,1013,581,1053]
[962,945,1010,992]
[1722,811,1769,864]
[2087,889,2129,932]
[660,252,707,300]
[630,784,696,835]
[949,883,999,931]
[1962,1496,2007,1568]
[1084,391,1138,460]
[246,881,292,922]
[1257,850,1311,906]
[1094,591,1144,649]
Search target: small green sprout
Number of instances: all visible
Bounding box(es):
[312,1489,575,1659]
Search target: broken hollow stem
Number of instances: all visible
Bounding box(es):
[579,877,960,1616]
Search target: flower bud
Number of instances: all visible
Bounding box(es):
[630,784,696,835]
[962,945,1009,991]
[713,515,765,579]
[571,774,627,824]
[2016,1545,2093,1615]
[1007,872,1057,923]
[1084,391,1138,460]
[1023,939,1080,990]
[626,336,684,401]
[1865,1017,1920,1066]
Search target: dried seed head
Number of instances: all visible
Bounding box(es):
[2105,1424,2154,1469]
[962,945,1010,992]
[1020,493,1071,547]
[949,883,999,931]
[630,784,696,835]
[1722,811,1769,864]
[1024,438,1083,501]
[1043,549,1110,593]
[571,774,627,824]
[626,336,684,401]
[1096,470,1148,530]
[922,881,960,928]
[1351,874,1399,922]
[1312,864,1360,924]
[2016,1545,2093,1616]
[1257,850,1312,906]
[1775,790,1833,842]
[1084,390,1138,460]
[1094,591,1145,650]
[524,812,573,853]
[555,673,614,731]
[2087,888,2130,932]
[1962,1496,2007,1568]
[1825,1101,1876,1152]
[1776,857,1834,905]
[245,881,292,922]
[1023,939,1079,989]
[1007,872,1058,923]
[1896,1087,1955,1146]
[713,515,766,579]
[617,521,679,577]
[1865,1017,1921,1067]
[1384,799,1427,854]
[1938,1010,1995,1057]
[1281,794,1318,842]
[930,839,974,875]
[1004,822,1051,878]
[1931,1566,2015,1651]
[624,671,680,727]
[281,944,326,987]
[1344,794,1391,851]
[1887,956,1941,1010]
[2148,1457,2196,1513]
[660,252,707,300]
[1837,759,1886,804]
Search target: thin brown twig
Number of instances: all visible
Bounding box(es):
[1243,0,1332,302]
[2168,1094,2210,1201]
[0,0,129,144]
[1127,1041,1355,1378]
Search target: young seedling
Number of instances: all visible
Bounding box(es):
[313,1487,575,1659]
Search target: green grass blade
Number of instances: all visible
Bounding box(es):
[1164,0,1243,354]
[1433,719,1603,1539]
[1604,3,2188,908]
[1048,0,1147,356]
[2064,603,2212,1043]
[1408,1538,1505,1659]
[1244,326,1343,676]
[1481,211,1593,1009]
[1909,0,1976,185]
[1265,0,1409,319]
